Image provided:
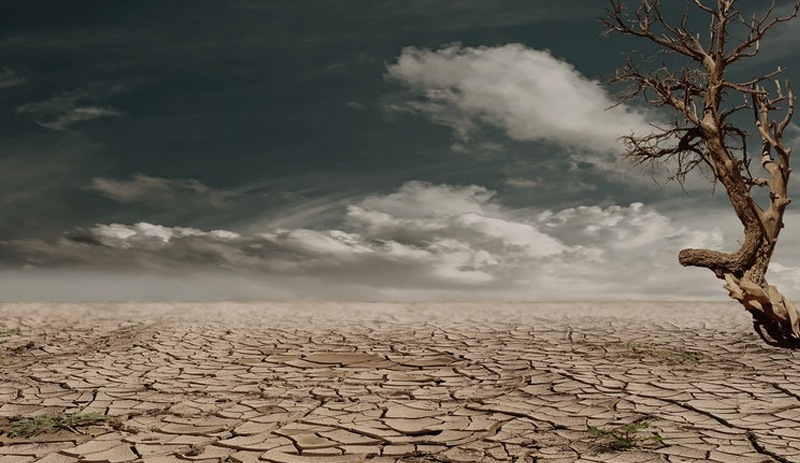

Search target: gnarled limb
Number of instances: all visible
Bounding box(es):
[606,0,800,346]
[724,273,800,345]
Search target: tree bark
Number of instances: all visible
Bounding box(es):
[678,130,799,345]
[604,0,800,346]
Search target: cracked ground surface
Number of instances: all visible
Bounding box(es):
[1,301,799,462]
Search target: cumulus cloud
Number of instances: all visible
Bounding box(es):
[89,173,231,208]
[386,44,654,157]
[355,181,501,220]
[539,203,724,251]
[17,85,124,130]
[0,67,25,88]
[3,181,751,301]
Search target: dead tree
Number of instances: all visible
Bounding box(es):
[604,0,800,346]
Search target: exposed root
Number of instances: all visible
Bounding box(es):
[724,274,800,348]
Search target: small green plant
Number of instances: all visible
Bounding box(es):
[9,412,107,437]
[624,342,701,365]
[587,420,663,451]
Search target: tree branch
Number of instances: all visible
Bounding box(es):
[725,2,800,65]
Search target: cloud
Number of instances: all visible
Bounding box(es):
[89,173,231,208]
[3,181,755,301]
[506,176,597,193]
[0,133,108,242]
[538,202,723,251]
[0,67,25,88]
[386,44,654,158]
[17,85,124,130]
[37,107,123,131]
[355,181,501,219]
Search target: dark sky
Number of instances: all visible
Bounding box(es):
[1,0,799,301]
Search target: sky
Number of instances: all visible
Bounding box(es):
[1,0,800,301]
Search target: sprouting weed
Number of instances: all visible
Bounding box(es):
[587,420,664,451]
[9,413,107,438]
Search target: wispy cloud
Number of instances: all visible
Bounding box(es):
[506,176,597,193]
[386,44,655,162]
[0,134,105,242]
[0,67,26,88]
[89,173,232,208]
[37,106,122,130]
[3,181,755,301]
[17,84,124,130]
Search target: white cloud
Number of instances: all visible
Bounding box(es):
[386,44,654,158]
[539,202,724,251]
[37,106,123,130]
[17,85,124,130]
[506,176,597,193]
[89,173,231,208]
[88,222,238,249]
[356,181,500,219]
[0,67,25,88]
[3,181,762,301]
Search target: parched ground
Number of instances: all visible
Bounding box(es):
[1,301,799,463]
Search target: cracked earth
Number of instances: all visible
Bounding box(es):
[1,301,799,462]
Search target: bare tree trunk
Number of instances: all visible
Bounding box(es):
[604,0,800,346]
[681,73,799,345]
[680,132,799,345]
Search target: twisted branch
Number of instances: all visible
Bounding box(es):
[605,0,800,344]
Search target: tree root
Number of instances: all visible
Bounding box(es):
[724,274,800,348]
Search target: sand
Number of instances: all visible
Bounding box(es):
[0,301,797,462]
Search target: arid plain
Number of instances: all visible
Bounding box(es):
[1,301,799,463]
